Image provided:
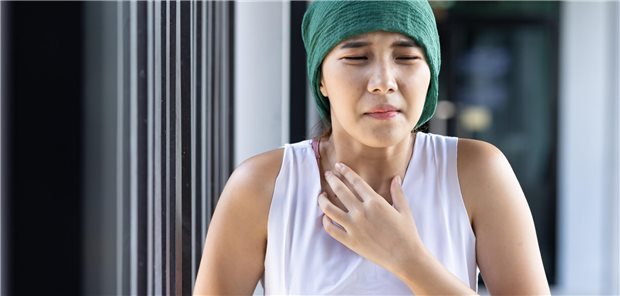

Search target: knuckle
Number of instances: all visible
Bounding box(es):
[323,218,336,233]
[349,211,360,221]
[324,220,334,230]
[365,199,382,211]
[349,208,364,221]
[323,202,337,214]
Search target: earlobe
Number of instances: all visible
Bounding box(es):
[320,82,328,97]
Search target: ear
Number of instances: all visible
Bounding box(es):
[319,78,328,97]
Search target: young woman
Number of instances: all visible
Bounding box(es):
[194,1,550,294]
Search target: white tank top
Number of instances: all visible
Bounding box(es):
[260,132,479,294]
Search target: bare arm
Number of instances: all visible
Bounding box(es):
[458,139,550,295]
[193,149,283,295]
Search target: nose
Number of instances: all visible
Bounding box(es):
[367,59,398,95]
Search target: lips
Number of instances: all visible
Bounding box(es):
[364,104,400,120]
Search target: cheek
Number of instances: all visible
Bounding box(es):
[323,66,366,105]
[401,67,431,115]
[405,66,431,97]
[330,67,366,91]
[412,63,431,87]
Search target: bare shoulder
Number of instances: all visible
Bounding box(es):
[220,147,285,218]
[213,147,284,239]
[456,138,520,222]
[457,137,510,176]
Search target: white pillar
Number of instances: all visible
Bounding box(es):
[558,2,620,294]
[235,1,290,166]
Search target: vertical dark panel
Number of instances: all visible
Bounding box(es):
[174,1,182,293]
[548,11,560,286]
[290,1,308,142]
[213,0,235,214]
[192,1,204,289]
[146,1,155,294]
[168,1,178,294]
[136,2,149,295]
[179,1,193,295]
[201,0,234,239]
[152,1,165,294]
[5,2,83,294]
[205,0,215,227]
[160,1,170,294]
[0,2,8,295]
[227,2,235,182]
[119,2,132,294]
[83,2,121,294]
[213,2,222,213]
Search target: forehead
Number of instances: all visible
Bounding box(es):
[336,31,421,49]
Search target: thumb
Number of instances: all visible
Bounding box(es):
[390,175,411,214]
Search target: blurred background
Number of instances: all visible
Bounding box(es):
[0,1,618,295]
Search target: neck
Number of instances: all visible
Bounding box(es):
[320,131,415,198]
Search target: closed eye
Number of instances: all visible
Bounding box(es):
[397,56,421,60]
[343,56,367,60]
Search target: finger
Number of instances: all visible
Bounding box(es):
[322,214,348,242]
[324,171,362,211]
[317,192,350,224]
[331,170,364,202]
[390,175,411,214]
[334,162,376,201]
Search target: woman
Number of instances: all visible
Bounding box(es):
[194,0,550,294]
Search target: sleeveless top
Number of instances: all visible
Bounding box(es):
[260,132,479,295]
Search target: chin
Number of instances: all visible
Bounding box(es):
[359,129,410,148]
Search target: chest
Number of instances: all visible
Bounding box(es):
[264,174,477,294]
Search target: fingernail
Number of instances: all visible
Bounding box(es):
[396,175,402,185]
[335,162,344,171]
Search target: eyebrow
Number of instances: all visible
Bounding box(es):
[339,39,421,49]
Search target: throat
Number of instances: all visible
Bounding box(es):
[316,133,416,205]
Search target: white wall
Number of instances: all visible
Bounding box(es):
[234,1,290,167]
[615,2,620,292]
[558,1,620,294]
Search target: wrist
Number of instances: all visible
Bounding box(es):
[389,243,478,295]
[390,240,430,280]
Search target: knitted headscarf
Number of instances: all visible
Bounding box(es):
[302,0,441,129]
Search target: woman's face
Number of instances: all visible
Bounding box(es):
[320,31,431,147]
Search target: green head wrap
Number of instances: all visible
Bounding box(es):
[302,0,441,129]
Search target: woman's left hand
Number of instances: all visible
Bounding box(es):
[318,162,423,273]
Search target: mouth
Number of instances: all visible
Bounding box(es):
[364,104,400,120]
